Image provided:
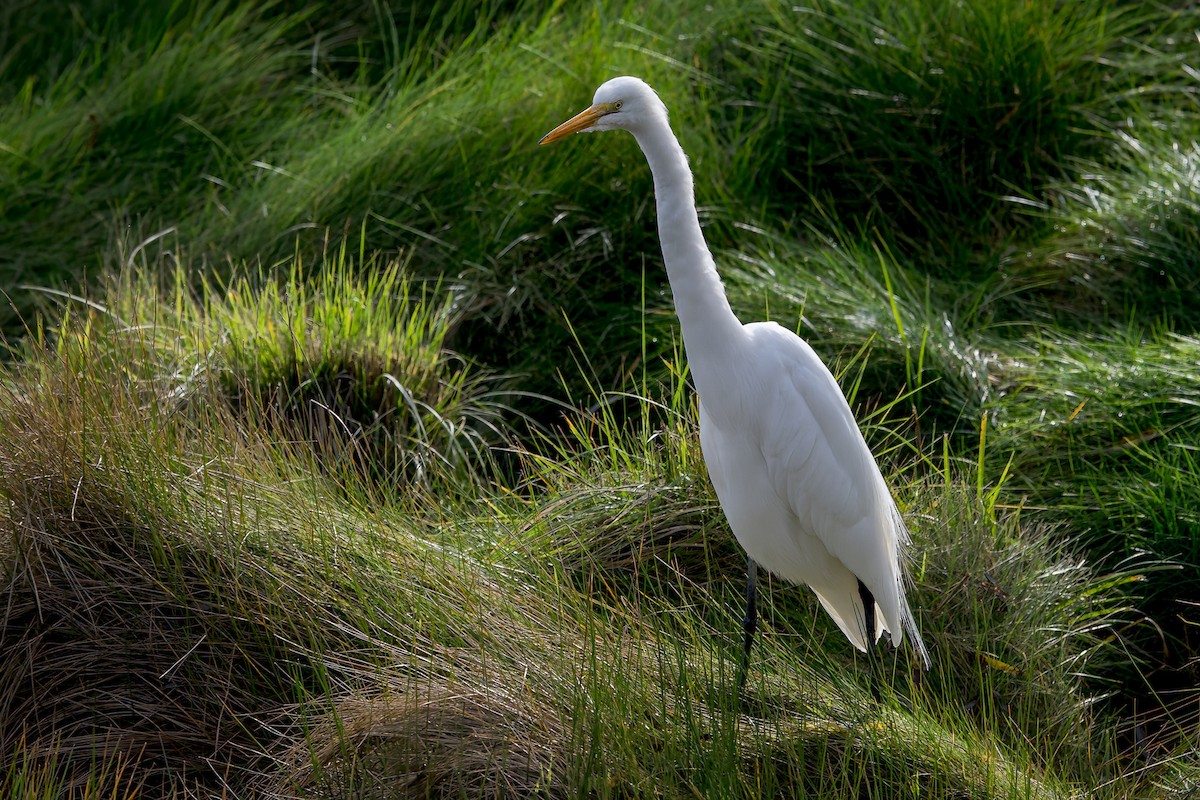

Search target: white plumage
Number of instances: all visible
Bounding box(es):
[541,76,929,671]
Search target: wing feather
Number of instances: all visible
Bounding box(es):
[746,323,905,634]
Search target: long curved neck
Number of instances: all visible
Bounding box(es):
[631,121,743,376]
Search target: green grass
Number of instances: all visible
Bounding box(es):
[0,289,1159,796]
[3,0,1200,795]
[103,248,516,490]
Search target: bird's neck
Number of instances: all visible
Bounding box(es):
[633,122,743,376]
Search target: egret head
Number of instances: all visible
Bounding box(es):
[539,76,668,145]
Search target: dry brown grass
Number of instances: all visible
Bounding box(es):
[0,291,1182,799]
[0,325,579,797]
[282,688,568,799]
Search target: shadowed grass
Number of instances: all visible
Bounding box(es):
[2,737,144,799]
[1018,135,1200,331]
[0,281,1166,798]
[0,2,312,327]
[984,329,1200,565]
[5,0,1200,794]
[706,0,1196,273]
[25,251,516,492]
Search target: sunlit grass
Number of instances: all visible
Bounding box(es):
[4,0,1200,795]
[0,293,1158,796]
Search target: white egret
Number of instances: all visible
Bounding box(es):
[540,76,930,684]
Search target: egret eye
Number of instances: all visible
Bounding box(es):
[612,100,623,110]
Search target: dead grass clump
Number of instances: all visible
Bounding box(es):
[0,325,586,797]
[284,688,567,799]
[0,367,297,794]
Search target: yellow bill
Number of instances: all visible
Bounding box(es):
[539,103,609,145]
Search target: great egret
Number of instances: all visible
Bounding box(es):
[540,76,930,684]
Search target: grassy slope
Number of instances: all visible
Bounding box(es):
[2,0,1199,796]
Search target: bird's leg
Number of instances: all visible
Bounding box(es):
[858,579,882,703]
[737,557,758,693]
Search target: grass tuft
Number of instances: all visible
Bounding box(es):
[4,0,1200,794]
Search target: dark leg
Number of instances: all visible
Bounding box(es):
[737,557,758,692]
[858,579,882,703]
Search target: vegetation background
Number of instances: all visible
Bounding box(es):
[2,0,1198,796]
